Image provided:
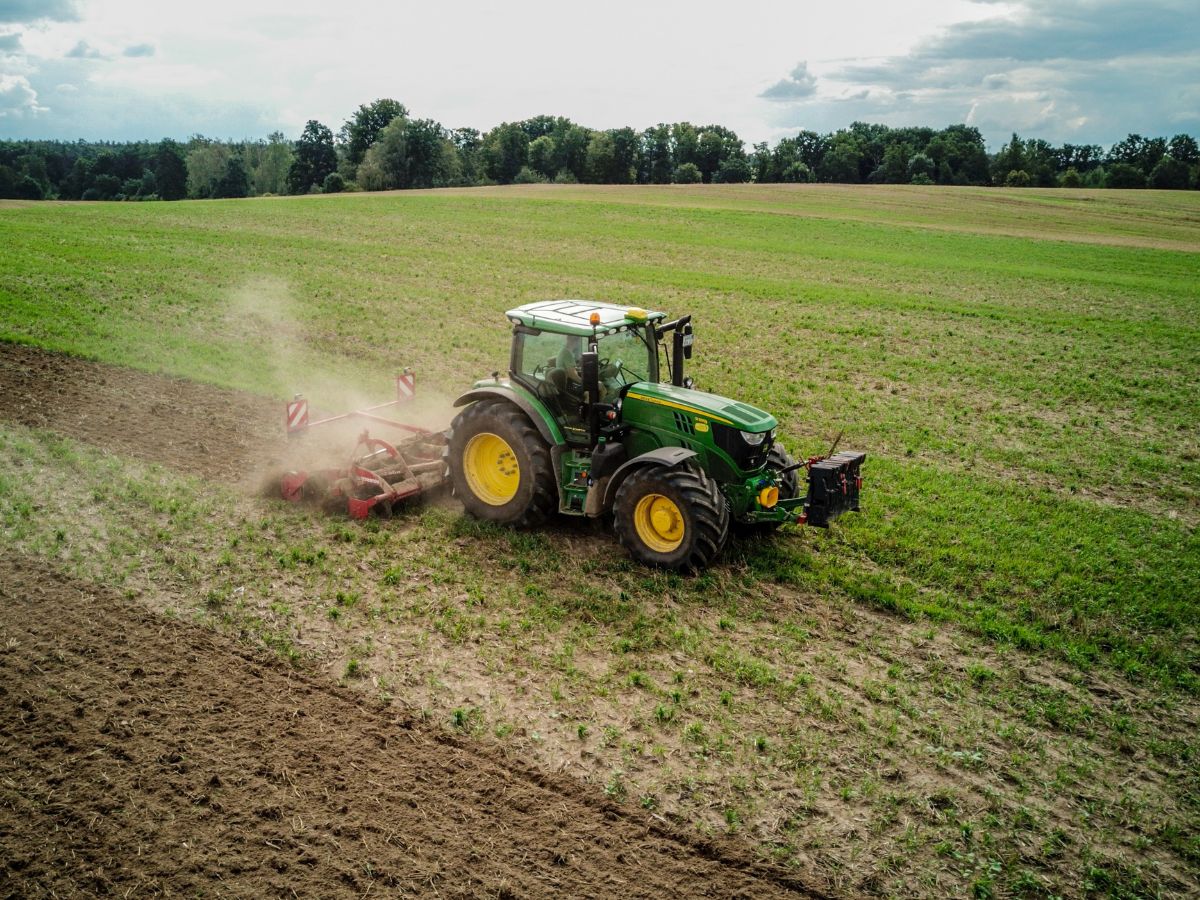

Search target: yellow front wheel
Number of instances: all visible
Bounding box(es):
[633,493,685,553]
[463,432,520,505]
[613,463,729,573]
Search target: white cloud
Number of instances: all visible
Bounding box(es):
[65,38,104,58]
[0,0,1193,146]
[0,72,46,116]
[0,0,994,142]
[762,0,1199,146]
[0,0,78,24]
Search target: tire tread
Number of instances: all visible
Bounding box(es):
[613,463,729,574]
[449,400,557,527]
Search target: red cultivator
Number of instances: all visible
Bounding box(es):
[278,371,449,519]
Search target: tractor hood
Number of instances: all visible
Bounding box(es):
[622,382,777,433]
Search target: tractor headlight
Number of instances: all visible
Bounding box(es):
[740,430,766,446]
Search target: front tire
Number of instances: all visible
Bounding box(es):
[449,401,557,526]
[613,463,729,573]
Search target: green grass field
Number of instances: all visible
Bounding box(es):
[2,184,1198,896]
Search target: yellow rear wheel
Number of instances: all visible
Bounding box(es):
[462,432,520,505]
[449,401,556,526]
[633,493,685,553]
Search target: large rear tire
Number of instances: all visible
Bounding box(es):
[449,401,557,527]
[613,463,729,573]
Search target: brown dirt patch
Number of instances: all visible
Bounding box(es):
[0,342,283,486]
[0,554,814,898]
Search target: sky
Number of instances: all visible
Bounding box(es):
[0,0,1196,149]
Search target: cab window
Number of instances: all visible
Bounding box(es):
[515,331,584,383]
[595,326,654,391]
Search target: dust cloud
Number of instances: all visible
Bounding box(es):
[223,277,458,495]
[225,276,456,431]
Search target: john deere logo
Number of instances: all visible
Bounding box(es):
[694,419,710,433]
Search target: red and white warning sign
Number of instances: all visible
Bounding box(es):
[396,370,415,402]
[286,396,309,433]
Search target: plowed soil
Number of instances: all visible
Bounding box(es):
[0,342,281,484]
[0,556,809,898]
[0,344,813,897]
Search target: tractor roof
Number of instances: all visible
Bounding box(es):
[506,300,667,337]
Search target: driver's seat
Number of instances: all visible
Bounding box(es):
[544,366,568,395]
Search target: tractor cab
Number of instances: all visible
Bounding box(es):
[507,300,665,443]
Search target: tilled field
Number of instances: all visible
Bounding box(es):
[0,345,811,898]
[0,342,283,484]
[3,342,1197,898]
[0,555,810,898]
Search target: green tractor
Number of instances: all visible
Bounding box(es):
[448,300,864,572]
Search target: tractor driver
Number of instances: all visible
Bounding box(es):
[551,336,622,402]
[543,336,584,405]
[554,337,582,386]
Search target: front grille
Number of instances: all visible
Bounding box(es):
[713,423,773,472]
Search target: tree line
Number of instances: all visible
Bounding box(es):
[2,98,1197,201]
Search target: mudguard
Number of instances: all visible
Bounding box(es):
[453,386,564,447]
[601,446,698,508]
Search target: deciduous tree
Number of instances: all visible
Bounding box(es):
[642,124,673,184]
[288,120,337,194]
[817,138,861,183]
[715,156,751,183]
[906,152,934,182]
[355,117,458,191]
[1148,156,1189,189]
[153,139,187,200]
[214,155,249,199]
[528,135,557,179]
[340,99,408,165]
[250,132,294,195]
[1058,168,1082,187]
[1107,134,1166,176]
[1105,162,1145,188]
[185,139,230,198]
[991,134,1026,184]
[1167,134,1198,167]
[480,123,529,184]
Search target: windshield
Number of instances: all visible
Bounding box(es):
[595,327,654,390]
